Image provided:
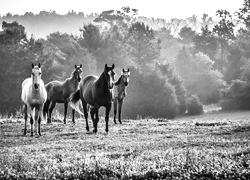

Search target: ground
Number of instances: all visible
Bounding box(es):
[0,110,250,179]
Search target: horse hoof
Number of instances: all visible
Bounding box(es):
[92,129,97,134]
[30,134,33,137]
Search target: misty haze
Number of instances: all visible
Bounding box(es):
[1,1,250,179]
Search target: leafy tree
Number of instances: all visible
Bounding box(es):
[122,66,179,119]
[157,63,187,114]
[0,21,44,114]
[46,32,95,80]
[213,9,235,73]
[224,46,244,83]
[127,22,161,69]
[79,24,103,54]
[193,25,218,61]
[175,49,226,104]
[94,7,138,26]
[179,26,196,44]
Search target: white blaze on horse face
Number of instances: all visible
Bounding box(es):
[31,66,42,90]
[108,70,115,89]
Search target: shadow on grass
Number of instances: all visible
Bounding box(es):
[212,125,250,136]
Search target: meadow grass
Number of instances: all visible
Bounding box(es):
[0,111,250,179]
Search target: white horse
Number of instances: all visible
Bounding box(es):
[21,63,47,136]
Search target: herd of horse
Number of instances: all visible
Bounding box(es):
[21,63,130,136]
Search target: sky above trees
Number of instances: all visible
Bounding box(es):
[0,0,244,21]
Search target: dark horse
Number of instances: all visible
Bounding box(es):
[113,68,130,124]
[43,65,82,124]
[70,64,115,133]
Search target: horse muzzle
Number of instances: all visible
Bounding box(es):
[109,83,114,89]
[34,83,39,89]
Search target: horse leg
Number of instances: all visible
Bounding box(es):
[95,109,99,133]
[118,99,123,124]
[38,115,42,136]
[30,114,34,137]
[44,100,50,124]
[105,103,111,133]
[113,99,117,124]
[90,108,96,133]
[48,101,56,123]
[34,113,38,136]
[23,104,28,135]
[72,109,75,124]
[63,101,68,124]
[82,98,89,131]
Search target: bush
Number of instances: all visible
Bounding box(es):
[157,63,187,115]
[175,50,226,105]
[220,79,250,110]
[186,95,203,115]
[122,66,179,119]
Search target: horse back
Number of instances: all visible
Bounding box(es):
[45,80,65,102]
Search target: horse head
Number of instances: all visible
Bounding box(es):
[73,64,83,82]
[121,68,130,86]
[31,63,42,90]
[104,63,115,89]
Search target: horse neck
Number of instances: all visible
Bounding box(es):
[115,76,126,91]
[67,76,79,90]
[96,72,109,90]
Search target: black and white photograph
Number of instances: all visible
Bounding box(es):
[0,0,249,179]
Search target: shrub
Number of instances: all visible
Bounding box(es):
[122,66,179,119]
[175,50,226,105]
[157,63,187,115]
[186,95,203,115]
[220,79,250,110]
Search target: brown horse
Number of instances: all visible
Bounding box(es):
[21,63,47,136]
[70,64,115,133]
[113,68,130,124]
[43,65,82,124]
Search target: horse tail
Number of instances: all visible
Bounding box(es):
[43,99,50,121]
[69,90,83,115]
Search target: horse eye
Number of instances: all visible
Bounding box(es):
[39,72,41,75]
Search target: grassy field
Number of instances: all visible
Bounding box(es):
[0,111,250,179]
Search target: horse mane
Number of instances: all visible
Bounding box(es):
[114,76,122,86]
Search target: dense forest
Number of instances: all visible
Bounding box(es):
[1,1,250,119]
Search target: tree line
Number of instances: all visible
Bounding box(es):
[1,2,250,118]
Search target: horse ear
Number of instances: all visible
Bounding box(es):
[105,64,107,69]
[80,64,82,68]
[38,63,41,68]
[112,64,115,69]
[127,68,130,72]
[122,68,125,73]
[32,63,34,68]
[75,64,77,69]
